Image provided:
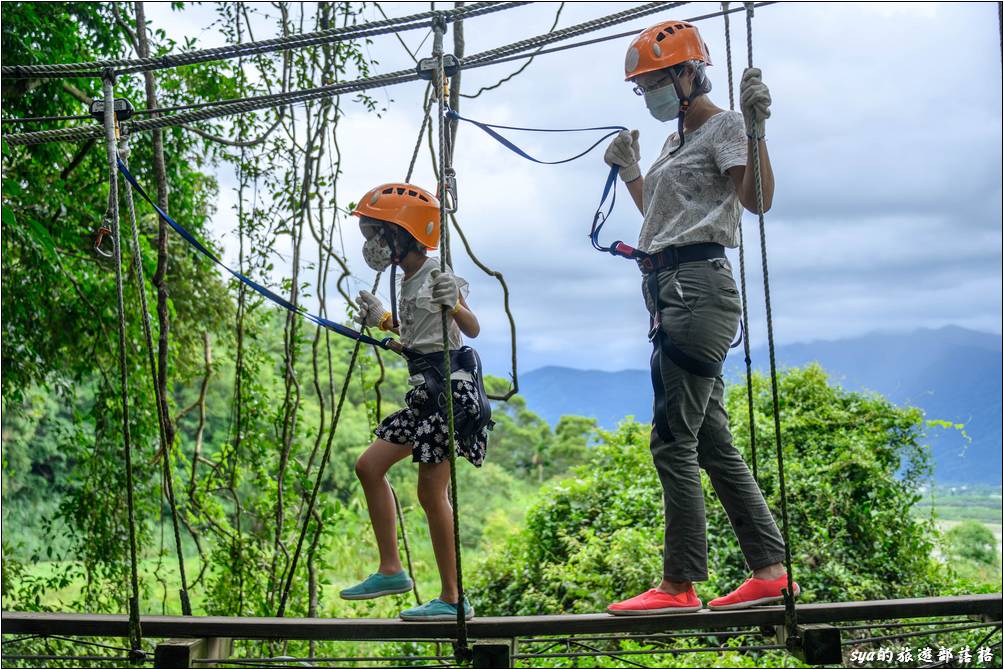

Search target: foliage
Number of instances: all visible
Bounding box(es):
[941,520,1002,589]
[470,365,946,615]
[485,377,597,483]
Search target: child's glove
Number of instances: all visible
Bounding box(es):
[740,68,771,139]
[604,129,641,183]
[354,290,389,328]
[429,268,460,310]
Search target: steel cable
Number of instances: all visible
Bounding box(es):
[3,3,789,147]
[743,0,799,644]
[119,138,193,616]
[431,19,470,662]
[722,2,759,485]
[100,76,144,660]
[0,2,527,80]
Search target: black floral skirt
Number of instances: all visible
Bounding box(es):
[375,380,488,467]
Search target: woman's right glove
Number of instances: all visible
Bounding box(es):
[603,129,641,183]
[353,290,389,328]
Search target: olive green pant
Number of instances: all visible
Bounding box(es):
[643,258,786,582]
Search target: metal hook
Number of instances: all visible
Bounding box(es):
[442,167,458,213]
[93,224,114,258]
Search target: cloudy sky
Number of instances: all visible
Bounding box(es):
[145,1,1003,376]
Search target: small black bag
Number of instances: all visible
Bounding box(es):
[406,346,494,440]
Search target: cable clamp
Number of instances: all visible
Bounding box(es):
[416,54,459,81]
[89,97,135,123]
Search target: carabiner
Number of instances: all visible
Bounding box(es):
[442,167,458,213]
[93,224,113,258]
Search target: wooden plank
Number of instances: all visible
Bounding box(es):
[3,594,1001,641]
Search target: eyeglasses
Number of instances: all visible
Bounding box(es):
[632,71,677,96]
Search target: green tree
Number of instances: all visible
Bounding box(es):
[945,522,1000,566]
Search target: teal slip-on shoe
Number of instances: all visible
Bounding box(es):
[340,571,414,600]
[400,597,474,621]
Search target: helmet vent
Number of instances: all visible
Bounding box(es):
[408,189,418,197]
[382,188,393,195]
[418,194,429,202]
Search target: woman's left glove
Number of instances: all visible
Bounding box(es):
[740,67,771,139]
[604,129,641,183]
[429,268,460,310]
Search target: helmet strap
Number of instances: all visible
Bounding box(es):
[668,68,691,156]
[381,226,402,328]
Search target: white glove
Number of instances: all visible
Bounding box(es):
[353,290,388,328]
[740,68,771,139]
[603,129,641,183]
[429,268,460,310]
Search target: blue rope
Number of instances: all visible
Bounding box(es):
[444,108,632,257]
[117,158,397,352]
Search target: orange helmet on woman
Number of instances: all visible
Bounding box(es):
[624,21,712,81]
[352,183,440,250]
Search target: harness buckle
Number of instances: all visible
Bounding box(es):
[93,223,113,258]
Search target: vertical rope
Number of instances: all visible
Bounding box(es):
[119,140,193,616]
[723,2,758,485]
[432,15,470,663]
[275,338,364,617]
[101,76,144,659]
[744,2,799,642]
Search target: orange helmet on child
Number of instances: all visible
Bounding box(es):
[352,183,441,250]
[624,21,712,81]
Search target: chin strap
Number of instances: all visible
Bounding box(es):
[668,68,692,157]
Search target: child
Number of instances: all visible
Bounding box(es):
[340,183,490,622]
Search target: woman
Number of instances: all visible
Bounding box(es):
[603,20,798,614]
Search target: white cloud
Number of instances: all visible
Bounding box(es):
[144,1,1002,375]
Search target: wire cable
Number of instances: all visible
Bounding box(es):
[0,2,528,80]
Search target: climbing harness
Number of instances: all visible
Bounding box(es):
[117,159,400,355]
[406,346,494,442]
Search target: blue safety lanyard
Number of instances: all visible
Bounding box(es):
[444,108,639,259]
[117,158,398,353]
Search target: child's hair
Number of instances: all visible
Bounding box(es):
[360,215,426,257]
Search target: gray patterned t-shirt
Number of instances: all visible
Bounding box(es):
[398,256,472,385]
[637,110,747,253]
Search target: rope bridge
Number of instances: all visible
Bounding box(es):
[3,595,1001,667]
[2,2,1000,668]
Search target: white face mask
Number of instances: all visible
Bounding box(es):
[362,236,392,272]
[644,84,682,122]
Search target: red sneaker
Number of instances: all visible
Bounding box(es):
[708,575,800,610]
[607,587,703,616]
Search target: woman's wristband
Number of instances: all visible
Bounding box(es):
[378,311,393,331]
[449,301,462,317]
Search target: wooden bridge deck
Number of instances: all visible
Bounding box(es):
[3,594,1000,641]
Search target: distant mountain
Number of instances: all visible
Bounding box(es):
[519,326,1002,485]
